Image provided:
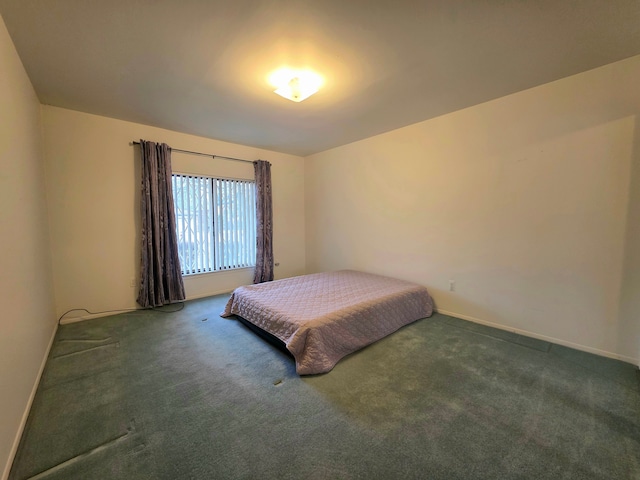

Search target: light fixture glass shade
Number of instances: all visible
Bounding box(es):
[270,69,322,102]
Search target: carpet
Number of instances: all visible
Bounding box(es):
[9,294,640,479]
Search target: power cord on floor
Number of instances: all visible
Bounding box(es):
[57,302,185,325]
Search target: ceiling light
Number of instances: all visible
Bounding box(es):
[269,69,323,102]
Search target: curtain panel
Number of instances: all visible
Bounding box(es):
[137,140,186,307]
[253,160,274,283]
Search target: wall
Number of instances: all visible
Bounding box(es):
[617,117,640,365]
[306,55,640,363]
[0,14,57,480]
[42,107,305,321]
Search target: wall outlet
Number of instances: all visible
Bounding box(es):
[130,278,136,288]
[449,280,455,292]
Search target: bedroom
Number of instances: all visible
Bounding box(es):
[2,1,640,479]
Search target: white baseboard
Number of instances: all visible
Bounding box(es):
[59,290,234,325]
[2,321,59,480]
[435,308,639,366]
[184,289,234,301]
[59,309,135,324]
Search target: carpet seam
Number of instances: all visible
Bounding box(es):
[23,423,136,480]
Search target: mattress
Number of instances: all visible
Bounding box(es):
[221,270,434,375]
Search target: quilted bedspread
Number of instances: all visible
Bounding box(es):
[221,270,434,375]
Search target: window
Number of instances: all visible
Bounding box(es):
[172,174,256,275]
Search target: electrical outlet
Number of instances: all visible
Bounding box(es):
[449,280,455,292]
[130,278,136,288]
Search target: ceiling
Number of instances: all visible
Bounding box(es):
[2,1,640,157]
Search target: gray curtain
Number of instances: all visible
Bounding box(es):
[137,140,185,307]
[253,160,274,283]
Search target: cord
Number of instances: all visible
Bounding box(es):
[57,302,185,325]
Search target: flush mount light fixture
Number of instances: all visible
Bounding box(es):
[269,68,323,102]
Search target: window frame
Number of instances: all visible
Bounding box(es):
[171,172,257,276]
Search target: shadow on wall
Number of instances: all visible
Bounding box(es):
[617,115,640,364]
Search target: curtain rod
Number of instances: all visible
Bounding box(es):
[130,141,255,164]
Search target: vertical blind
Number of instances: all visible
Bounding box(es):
[172,174,256,275]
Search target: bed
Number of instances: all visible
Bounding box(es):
[220,270,434,375]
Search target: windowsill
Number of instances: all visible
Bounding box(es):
[182,266,254,278]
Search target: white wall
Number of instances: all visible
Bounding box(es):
[0,14,57,480]
[617,118,640,365]
[306,55,640,364]
[42,107,305,321]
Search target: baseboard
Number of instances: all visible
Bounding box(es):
[184,289,234,301]
[59,309,136,324]
[59,290,234,325]
[435,308,639,366]
[2,321,59,480]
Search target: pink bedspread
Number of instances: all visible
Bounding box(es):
[221,270,434,375]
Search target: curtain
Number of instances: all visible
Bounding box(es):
[137,140,185,307]
[253,160,274,283]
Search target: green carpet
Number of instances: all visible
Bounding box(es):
[9,294,640,479]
